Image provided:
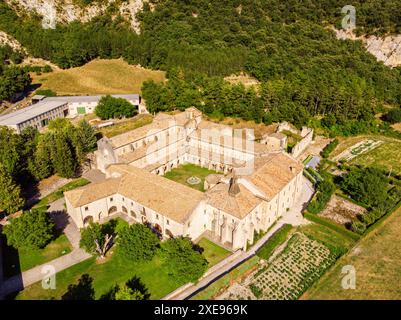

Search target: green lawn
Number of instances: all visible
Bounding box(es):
[3,234,72,277]
[197,238,231,267]
[34,178,90,208]
[164,164,218,192]
[16,251,183,300]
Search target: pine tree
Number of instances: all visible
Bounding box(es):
[77,120,97,153]
[49,132,77,178]
[0,163,24,215]
[32,134,53,180]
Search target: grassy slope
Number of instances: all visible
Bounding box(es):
[303,206,401,299]
[32,59,166,96]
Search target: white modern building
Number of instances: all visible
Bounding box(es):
[0,94,143,133]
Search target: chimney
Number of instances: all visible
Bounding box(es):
[228,176,240,196]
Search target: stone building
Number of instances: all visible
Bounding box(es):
[65,108,305,251]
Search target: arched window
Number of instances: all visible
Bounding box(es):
[130,211,137,218]
[108,206,117,214]
[83,216,93,227]
[165,229,174,238]
[122,206,128,213]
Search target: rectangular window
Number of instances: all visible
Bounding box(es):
[85,207,88,211]
[167,220,170,225]
[110,197,113,202]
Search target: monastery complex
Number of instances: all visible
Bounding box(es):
[64,108,305,250]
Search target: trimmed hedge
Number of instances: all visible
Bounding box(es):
[256,224,293,260]
[321,139,339,158]
[304,212,360,241]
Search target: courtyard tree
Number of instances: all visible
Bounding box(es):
[3,209,55,249]
[79,222,114,258]
[117,224,160,261]
[161,237,208,284]
[95,95,138,120]
[0,163,24,214]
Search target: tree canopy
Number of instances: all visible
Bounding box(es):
[3,209,55,249]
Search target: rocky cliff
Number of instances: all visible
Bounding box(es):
[4,0,143,33]
[335,29,401,68]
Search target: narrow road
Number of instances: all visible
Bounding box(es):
[0,248,91,298]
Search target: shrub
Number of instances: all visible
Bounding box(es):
[117,224,160,261]
[321,139,339,158]
[257,224,292,260]
[383,108,401,124]
[3,209,55,249]
[350,221,367,235]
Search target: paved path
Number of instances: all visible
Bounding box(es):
[0,248,91,298]
[49,199,81,249]
[0,199,91,298]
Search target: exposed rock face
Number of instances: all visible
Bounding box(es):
[335,28,401,68]
[4,0,144,33]
[0,31,26,52]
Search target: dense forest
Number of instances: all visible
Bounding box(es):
[0,0,401,132]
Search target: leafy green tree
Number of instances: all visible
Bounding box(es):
[76,120,97,153]
[79,222,114,257]
[161,237,208,283]
[32,134,54,180]
[115,285,145,300]
[0,163,24,214]
[95,95,138,120]
[117,224,160,261]
[3,209,55,249]
[0,126,23,178]
[341,167,389,208]
[49,132,77,178]
[383,108,401,124]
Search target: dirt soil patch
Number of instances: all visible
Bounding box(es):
[318,195,367,226]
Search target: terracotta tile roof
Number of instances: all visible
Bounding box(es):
[249,152,303,200]
[206,182,262,219]
[65,164,205,224]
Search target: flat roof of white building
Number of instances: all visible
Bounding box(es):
[45,94,140,103]
[0,100,68,126]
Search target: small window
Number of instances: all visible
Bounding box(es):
[122,197,125,202]
[110,197,113,202]
[156,214,159,220]
[85,207,89,211]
